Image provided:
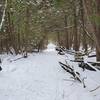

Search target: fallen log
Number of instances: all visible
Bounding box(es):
[79,62,96,71]
[10,54,29,62]
[59,62,73,71]
[58,51,65,55]
[88,61,100,66]
[10,56,24,62]
[90,85,100,92]
[59,62,82,83]
[66,49,75,54]
[55,47,64,52]
[55,46,66,55]
[0,58,1,63]
[0,66,2,71]
[88,54,96,58]
[70,60,84,62]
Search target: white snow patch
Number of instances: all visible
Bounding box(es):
[0,45,100,100]
[44,43,56,52]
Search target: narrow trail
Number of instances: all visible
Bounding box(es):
[0,44,97,100]
[0,47,64,100]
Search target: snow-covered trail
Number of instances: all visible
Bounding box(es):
[0,52,59,100]
[0,43,99,100]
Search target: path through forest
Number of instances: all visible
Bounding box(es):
[0,43,99,100]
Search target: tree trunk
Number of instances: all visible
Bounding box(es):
[25,4,30,52]
[73,6,79,51]
[57,31,61,46]
[79,0,87,52]
[96,0,100,61]
[64,14,69,49]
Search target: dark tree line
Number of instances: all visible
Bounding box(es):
[0,0,100,61]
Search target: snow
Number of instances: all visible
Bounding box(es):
[0,43,100,100]
[44,43,56,52]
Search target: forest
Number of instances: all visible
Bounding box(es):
[0,0,100,100]
[0,0,100,60]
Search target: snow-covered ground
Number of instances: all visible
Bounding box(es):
[0,43,100,100]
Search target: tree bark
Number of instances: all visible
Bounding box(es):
[73,6,79,51]
[95,0,100,61]
[79,0,87,52]
[64,14,69,49]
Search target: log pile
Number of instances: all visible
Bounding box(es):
[55,47,65,55]
[88,62,100,66]
[59,62,82,82]
[79,62,96,71]
[59,62,86,88]
[74,52,84,62]
[66,49,75,55]
[0,66,2,71]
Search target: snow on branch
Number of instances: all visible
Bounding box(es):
[0,0,7,31]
